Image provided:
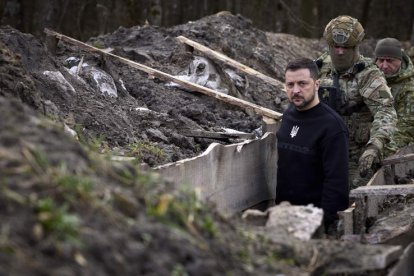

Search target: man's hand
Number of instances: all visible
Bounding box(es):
[358,145,381,177]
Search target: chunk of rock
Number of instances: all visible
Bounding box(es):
[242,202,323,241]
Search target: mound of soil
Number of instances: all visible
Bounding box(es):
[0,96,309,275]
[1,12,323,167]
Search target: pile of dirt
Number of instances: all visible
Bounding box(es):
[0,96,309,275]
[1,12,324,167]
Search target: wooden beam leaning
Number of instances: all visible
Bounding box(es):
[176,35,285,90]
[44,28,282,120]
[182,130,256,140]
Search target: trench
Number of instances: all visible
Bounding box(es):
[154,131,414,275]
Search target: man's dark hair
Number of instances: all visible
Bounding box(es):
[285,58,319,80]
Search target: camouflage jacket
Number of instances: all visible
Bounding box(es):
[316,53,397,158]
[384,51,414,149]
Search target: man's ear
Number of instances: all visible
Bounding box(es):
[315,79,320,91]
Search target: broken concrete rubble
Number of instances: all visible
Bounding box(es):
[243,203,323,241]
[365,202,414,245]
[242,203,403,274]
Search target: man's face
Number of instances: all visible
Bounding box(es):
[375,57,402,77]
[329,45,356,72]
[284,68,320,111]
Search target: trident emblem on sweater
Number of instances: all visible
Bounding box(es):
[290,125,299,138]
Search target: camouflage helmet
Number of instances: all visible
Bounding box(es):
[323,15,365,47]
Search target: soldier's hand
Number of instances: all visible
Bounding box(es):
[358,145,381,177]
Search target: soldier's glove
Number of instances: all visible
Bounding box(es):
[358,145,381,177]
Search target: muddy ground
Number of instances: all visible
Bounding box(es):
[0,12,410,276]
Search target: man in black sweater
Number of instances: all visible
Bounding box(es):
[275,58,349,232]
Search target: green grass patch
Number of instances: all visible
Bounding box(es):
[35,197,81,244]
[126,141,166,163]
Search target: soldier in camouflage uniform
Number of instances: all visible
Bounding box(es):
[316,15,398,188]
[374,38,414,150]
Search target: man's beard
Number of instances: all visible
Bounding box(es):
[291,92,316,110]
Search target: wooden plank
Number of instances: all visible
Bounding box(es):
[262,116,280,135]
[176,35,285,90]
[350,184,414,198]
[366,167,385,186]
[353,197,367,234]
[338,207,354,235]
[44,28,282,120]
[182,130,255,140]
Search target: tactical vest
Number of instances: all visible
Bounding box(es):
[315,55,373,145]
[316,57,368,116]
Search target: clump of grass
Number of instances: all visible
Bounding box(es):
[73,124,108,153]
[127,141,166,163]
[171,264,188,276]
[92,40,105,49]
[146,187,218,238]
[35,197,81,244]
[56,174,94,203]
[23,147,95,203]
[19,148,90,245]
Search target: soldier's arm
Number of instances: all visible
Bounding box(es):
[360,71,397,156]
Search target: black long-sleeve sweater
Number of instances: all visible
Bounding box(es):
[275,102,349,223]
